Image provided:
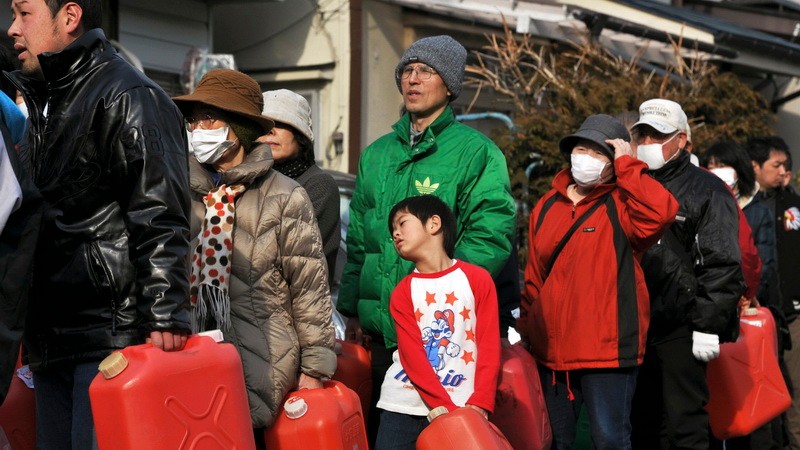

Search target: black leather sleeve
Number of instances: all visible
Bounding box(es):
[112,86,192,333]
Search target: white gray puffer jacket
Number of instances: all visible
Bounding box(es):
[189,144,337,428]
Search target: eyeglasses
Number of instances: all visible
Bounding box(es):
[185,113,218,131]
[631,127,678,144]
[400,65,438,81]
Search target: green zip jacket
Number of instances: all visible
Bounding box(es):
[337,106,515,348]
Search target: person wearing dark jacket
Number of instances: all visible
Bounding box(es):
[258,89,340,285]
[748,136,800,449]
[0,120,41,405]
[701,141,777,308]
[703,140,781,450]
[6,1,192,448]
[629,99,745,450]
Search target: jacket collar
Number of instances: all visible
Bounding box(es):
[5,28,111,109]
[649,150,691,183]
[190,143,275,194]
[38,28,113,88]
[551,167,615,202]
[392,105,456,149]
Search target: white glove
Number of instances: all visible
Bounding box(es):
[692,331,720,362]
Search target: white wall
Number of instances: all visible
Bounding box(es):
[118,0,209,75]
[362,1,405,148]
[0,2,208,76]
[775,77,800,161]
[211,0,352,172]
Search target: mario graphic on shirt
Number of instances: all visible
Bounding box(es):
[421,309,461,372]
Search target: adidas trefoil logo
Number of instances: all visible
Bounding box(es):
[415,177,440,194]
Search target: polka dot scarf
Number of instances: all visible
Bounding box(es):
[190,183,243,332]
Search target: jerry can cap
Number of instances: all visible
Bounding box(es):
[284,396,308,419]
[98,352,128,379]
[427,406,449,422]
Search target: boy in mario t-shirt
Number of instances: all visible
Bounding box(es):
[374,195,500,449]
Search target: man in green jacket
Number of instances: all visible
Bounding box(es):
[337,34,516,444]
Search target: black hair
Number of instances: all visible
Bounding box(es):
[47,0,102,31]
[388,195,456,258]
[614,111,639,132]
[747,136,790,166]
[289,125,315,164]
[700,140,756,197]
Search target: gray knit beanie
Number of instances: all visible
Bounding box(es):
[394,35,467,100]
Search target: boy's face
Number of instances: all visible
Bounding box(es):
[391,211,437,260]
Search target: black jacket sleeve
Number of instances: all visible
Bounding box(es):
[0,122,42,402]
[690,187,745,342]
[112,86,192,333]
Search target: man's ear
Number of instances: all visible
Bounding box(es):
[61,2,84,35]
[428,215,442,234]
[677,132,688,151]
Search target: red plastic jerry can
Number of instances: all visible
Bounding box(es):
[706,307,791,440]
[417,406,513,450]
[264,380,368,450]
[491,344,552,450]
[331,339,371,426]
[0,348,35,450]
[89,331,255,450]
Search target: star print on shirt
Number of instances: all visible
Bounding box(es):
[460,307,472,321]
[425,291,437,305]
[445,292,458,305]
[461,351,475,365]
[465,329,475,342]
[415,308,424,322]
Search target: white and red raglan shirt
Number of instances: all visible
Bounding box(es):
[376,259,500,416]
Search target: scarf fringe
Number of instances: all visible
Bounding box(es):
[191,285,231,332]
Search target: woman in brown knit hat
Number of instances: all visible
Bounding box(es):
[172,69,336,444]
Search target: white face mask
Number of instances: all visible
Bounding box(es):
[636,132,679,171]
[571,153,609,188]
[710,167,738,191]
[191,126,237,165]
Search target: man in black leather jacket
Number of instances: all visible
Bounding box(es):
[5,1,191,448]
[628,99,744,450]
